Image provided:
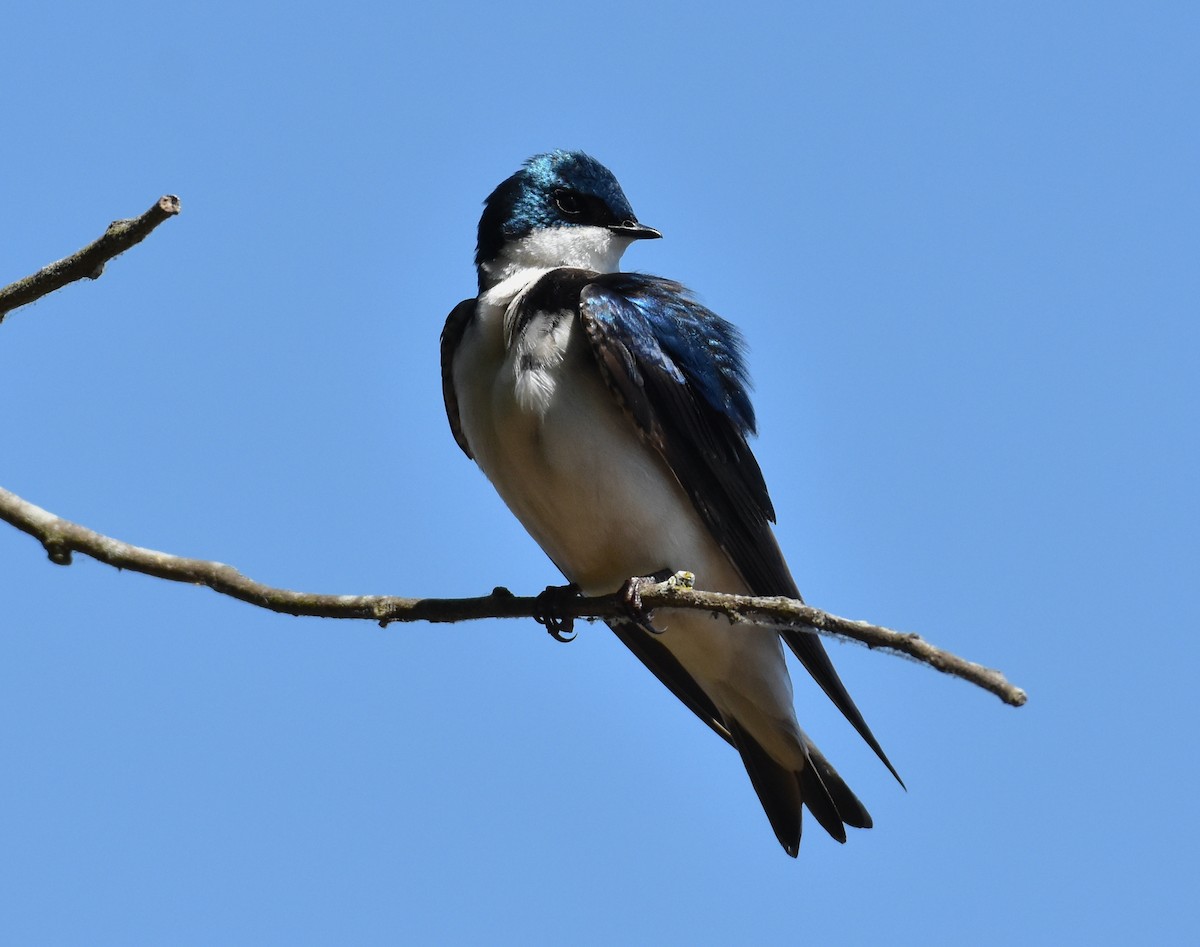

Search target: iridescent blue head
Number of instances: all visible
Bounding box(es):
[476,151,661,292]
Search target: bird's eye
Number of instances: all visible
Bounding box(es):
[554,189,582,215]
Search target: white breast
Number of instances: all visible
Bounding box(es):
[454,268,739,596]
[450,264,803,758]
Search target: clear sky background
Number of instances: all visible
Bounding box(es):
[2,2,1197,943]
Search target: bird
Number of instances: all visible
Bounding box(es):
[440,150,901,856]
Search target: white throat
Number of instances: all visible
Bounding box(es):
[480,225,633,293]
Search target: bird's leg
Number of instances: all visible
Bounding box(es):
[534,582,582,642]
[618,568,682,628]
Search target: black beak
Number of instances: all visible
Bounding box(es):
[608,220,662,240]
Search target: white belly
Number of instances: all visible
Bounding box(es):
[456,299,734,595]
[452,289,800,744]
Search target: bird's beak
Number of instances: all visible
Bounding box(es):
[609,221,662,241]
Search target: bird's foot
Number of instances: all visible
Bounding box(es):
[618,569,684,629]
[534,582,582,642]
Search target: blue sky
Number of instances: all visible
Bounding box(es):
[2,1,1197,943]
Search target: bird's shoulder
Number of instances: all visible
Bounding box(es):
[512,270,757,433]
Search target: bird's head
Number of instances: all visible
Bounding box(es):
[475,150,660,291]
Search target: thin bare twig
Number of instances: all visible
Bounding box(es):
[0,195,1026,710]
[0,195,180,321]
[0,485,1027,707]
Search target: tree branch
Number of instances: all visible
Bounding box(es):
[0,195,180,322]
[0,485,1027,707]
[0,195,1027,711]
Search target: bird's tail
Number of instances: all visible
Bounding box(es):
[727,718,872,857]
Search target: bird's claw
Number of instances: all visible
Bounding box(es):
[534,582,582,642]
[620,575,653,617]
[619,569,682,628]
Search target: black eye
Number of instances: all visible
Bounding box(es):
[553,188,582,215]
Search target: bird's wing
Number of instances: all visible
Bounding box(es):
[608,617,733,745]
[573,271,901,785]
[440,298,477,459]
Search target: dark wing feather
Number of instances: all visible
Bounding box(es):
[440,299,477,459]
[727,718,805,856]
[577,273,901,785]
[609,618,733,746]
[613,618,875,850]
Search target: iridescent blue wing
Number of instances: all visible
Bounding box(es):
[575,272,902,786]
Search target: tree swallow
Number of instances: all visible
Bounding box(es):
[441,151,901,856]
